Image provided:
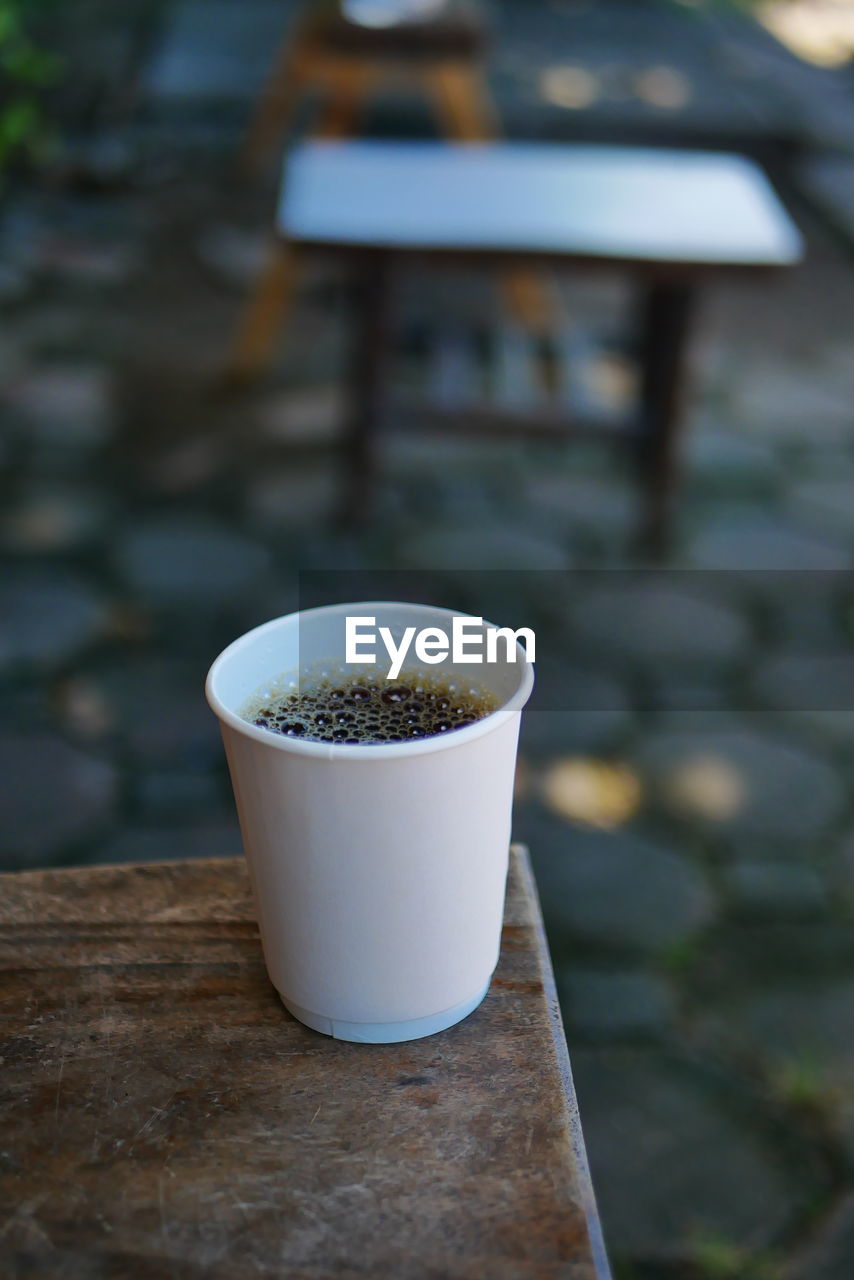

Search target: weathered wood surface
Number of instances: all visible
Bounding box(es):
[0,846,610,1280]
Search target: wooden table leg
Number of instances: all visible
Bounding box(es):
[501,268,558,336]
[223,242,298,385]
[425,60,498,141]
[635,280,697,556]
[313,60,376,139]
[341,253,391,525]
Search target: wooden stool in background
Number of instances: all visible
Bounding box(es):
[227,0,551,383]
[244,1,498,167]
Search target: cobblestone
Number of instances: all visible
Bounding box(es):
[0,732,118,868]
[684,423,782,492]
[142,436,227,498]
[572,1049,811,1261]
[114,517,274,603]
[92,820,242,865]
[724,979,854,1165]
[90,656,222,769]
[0,572,108,671]
[528,813,714,953]
[753,654,854,745]
[640,728,844,844]
[688,513,852,571]
[723,862,828,918]
[520,473,636,541]
[7,365,114,450]
[14,305,96,358]
[755,653,854,714]
[196,224,270,289]
[647,676,733,713]
[0,261,30,305]
[797,446,854,481]
[134,770,226,822]
[831,835,854,916]
[396,525,570,570]
[254,387,346,447]
[556,969,674,1039]
[519,667,632,755]
[765,576,849,650]
[787,1192,854,1280]
[1,483,111,554]
[788,477,854,540]
[384,431,526,475]
[244,464,339,531]
[40,238,140,287]
[730,362,854,444]
[569,580,750,671]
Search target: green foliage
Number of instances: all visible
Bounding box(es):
[690,1230,782,1280]
[0,0,59,171]
[771,1053,827,1111]
[659,935,702,974]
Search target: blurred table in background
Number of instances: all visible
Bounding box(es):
[231,139,802,551]
[0,846,610,1279]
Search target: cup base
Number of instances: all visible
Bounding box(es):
[279,981,491,1043]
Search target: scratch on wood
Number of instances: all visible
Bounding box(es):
[310,1105,321,1125]
[54,1048,66,1123]
[158,1174,168,1245]
[0,1192,52,1245]
[231,1194,252,1225]
[132,1092,178,1143]
[133,1108,163,1142]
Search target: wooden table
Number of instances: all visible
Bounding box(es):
[240,140,802,550]
[0,846,609,1279]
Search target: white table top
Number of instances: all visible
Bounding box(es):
[279,141,803,268]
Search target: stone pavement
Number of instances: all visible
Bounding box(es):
[140,0,854,157]
[2,2,854,1277]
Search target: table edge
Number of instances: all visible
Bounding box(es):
[276,236,801,276]
[513,844,613,1280]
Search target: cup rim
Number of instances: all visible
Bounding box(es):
[205,600,535,761]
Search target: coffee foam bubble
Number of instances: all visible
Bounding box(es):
[240,663,500,745]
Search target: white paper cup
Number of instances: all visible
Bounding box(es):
[206,601,534,1043]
